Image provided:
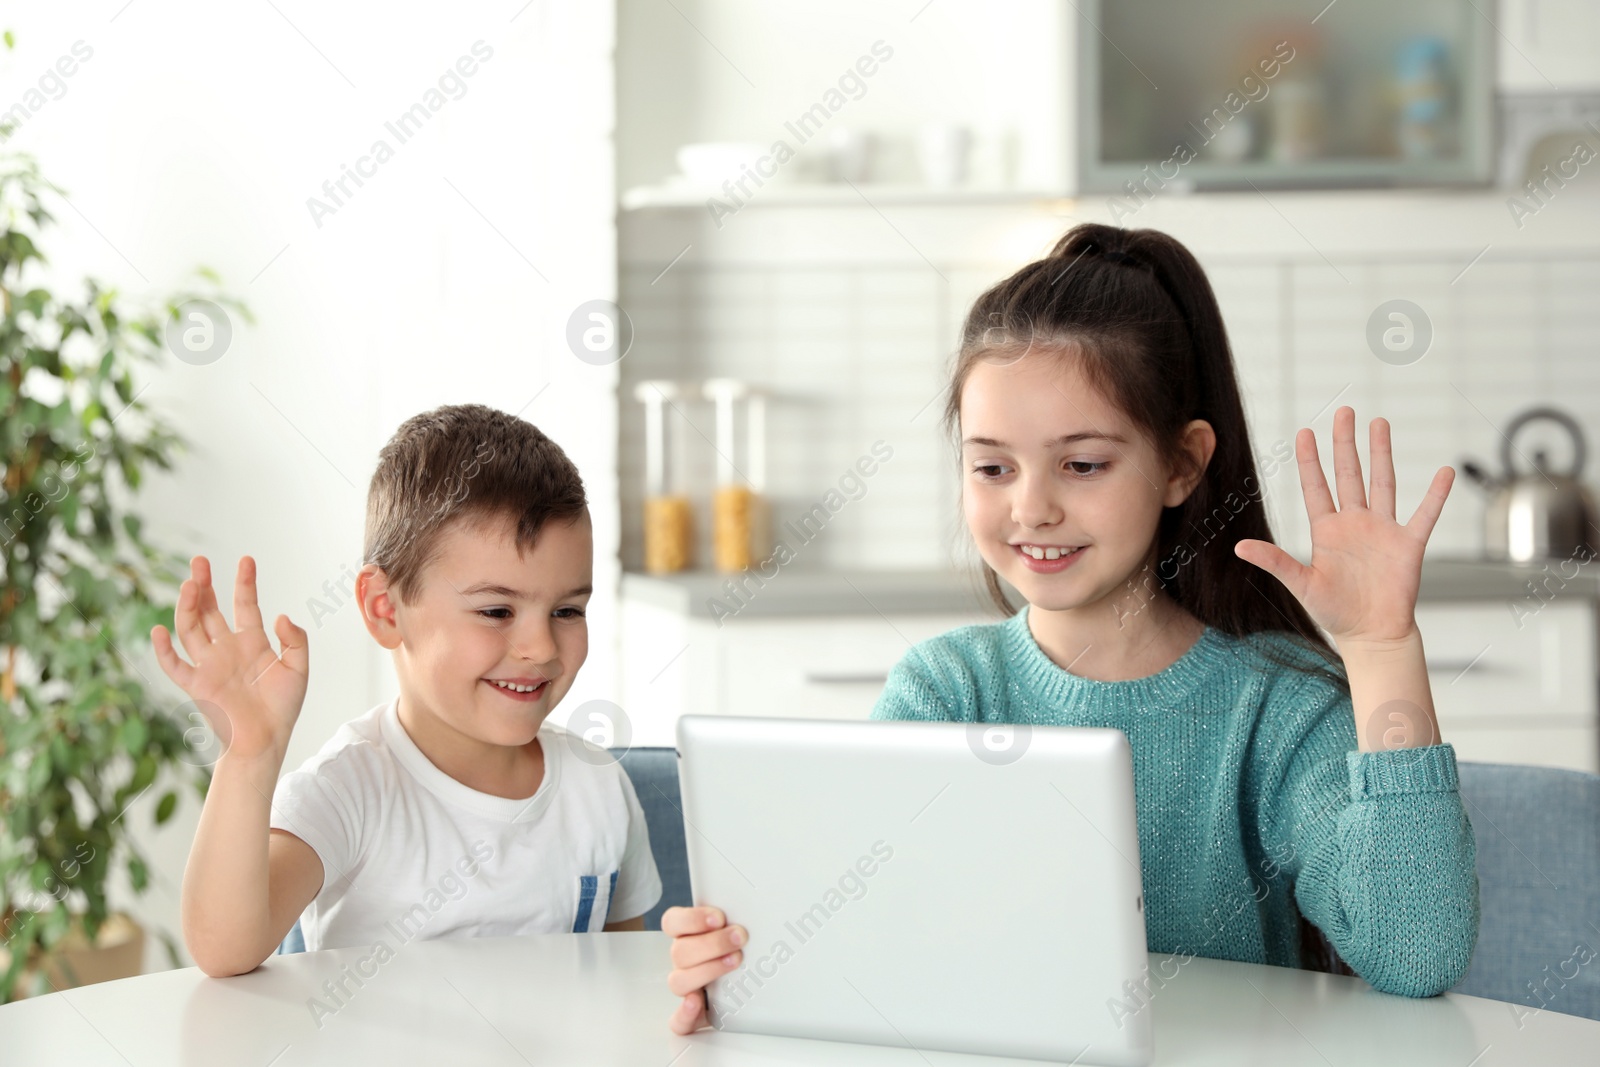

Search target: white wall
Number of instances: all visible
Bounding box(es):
[0,1,620,971]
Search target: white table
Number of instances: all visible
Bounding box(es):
[1,933,1595,1065]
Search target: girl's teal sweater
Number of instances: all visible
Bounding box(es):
[870,607,1479,998]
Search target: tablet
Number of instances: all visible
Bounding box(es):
[676,715,1153,1065]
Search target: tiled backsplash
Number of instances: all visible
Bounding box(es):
[619,251,1600,573]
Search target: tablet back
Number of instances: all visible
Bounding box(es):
[677,715,1153,1065]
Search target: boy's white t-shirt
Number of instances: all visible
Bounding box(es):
[268,699,662,952]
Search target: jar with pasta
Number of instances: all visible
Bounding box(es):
[704,379,770,574]
[634,381,694,574]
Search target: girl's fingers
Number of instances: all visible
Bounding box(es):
[1330,407,1367,511]
[233,556,266,634]
[1293,429,1336,521]
[1234,539,1310,600]
[669,991,707,1035]
[667,954,742,998]
[1368,418,1397,518]
[150,625,196,689]
[1405,466,1455,541]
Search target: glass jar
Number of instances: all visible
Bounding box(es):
[704,379,769,574]
[634,381,694,574]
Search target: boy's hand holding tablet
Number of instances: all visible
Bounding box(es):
[663,905,746,1035]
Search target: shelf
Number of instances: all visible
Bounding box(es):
[620,183,1066,211]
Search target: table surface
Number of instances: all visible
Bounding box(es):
[1,933,1595,1066]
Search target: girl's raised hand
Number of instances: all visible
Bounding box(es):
[1234,407,1452,648]
[151,555,309,764]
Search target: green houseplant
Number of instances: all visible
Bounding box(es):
[0,142,239,999]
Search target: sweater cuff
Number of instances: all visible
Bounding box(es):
[1346,743,1460,799]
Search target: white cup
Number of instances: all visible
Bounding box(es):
[918,123,972,188]
[827,128,874,183]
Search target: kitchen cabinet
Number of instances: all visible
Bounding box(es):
[620,0,1521,204]
[1076,0,1495,192]
[1496,0,1600,92]
[621,566,1600,773]
[619,571,992,745]
[1417,598,1599,773]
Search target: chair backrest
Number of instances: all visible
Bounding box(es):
[615,746,693,930]
[275,919,305,955]
[1451,761,1600,1021]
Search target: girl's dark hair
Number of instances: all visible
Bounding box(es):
[946,222,1341,677]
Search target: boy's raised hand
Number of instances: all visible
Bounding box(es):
[1234,406,1452,647]
[662,905,746,1035]
[151,556,309,764]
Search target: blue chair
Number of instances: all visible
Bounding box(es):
[277,918,305,954]
[617,746,693,929]
[278,745,691,953]
[1451,762,1600,1021]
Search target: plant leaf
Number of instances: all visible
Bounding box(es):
[127,855,148,893]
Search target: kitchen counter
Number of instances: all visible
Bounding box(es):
[622,556,1600,619]
[1416,556,1600,602]
[622,568,996,619]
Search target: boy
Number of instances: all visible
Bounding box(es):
[153,404,660,976]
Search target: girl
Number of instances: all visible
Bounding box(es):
[662,223,1478,1032]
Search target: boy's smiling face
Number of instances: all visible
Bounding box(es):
[362,509,593,756]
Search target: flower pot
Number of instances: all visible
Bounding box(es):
[3,912,145,998]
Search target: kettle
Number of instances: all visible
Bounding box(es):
[1461,407,1599,563]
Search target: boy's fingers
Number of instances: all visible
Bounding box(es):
[668,992,706,1035]
[667,954,741,998]
[661,906,724,936]
[150,625,196,689]
[175,581,212,658]
[669,926,745,969]
[192,557,230,644]
[233,556,266,633]
[274,615,309,675]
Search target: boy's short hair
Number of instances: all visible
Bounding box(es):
[364,404,587,605]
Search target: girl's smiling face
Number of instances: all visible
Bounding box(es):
[960,351,1205,617]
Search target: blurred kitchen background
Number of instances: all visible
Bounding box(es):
[1,0,1597,974]
[613,0,1600,782]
